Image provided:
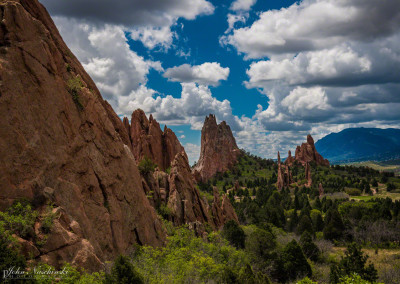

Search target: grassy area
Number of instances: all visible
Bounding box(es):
[332,247,400,283]
[347,161,400,174]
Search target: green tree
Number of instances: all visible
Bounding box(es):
[105,255,144,284]
[275,240,312,282]
[310,209,324,232]
[222,220,245,249]
[245,226,276,260]
[297,215,314,235]
[138,157,157,175]
[329,243,378,283]
[300,231,320,262]
[323,209,345,241]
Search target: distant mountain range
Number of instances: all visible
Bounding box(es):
[315,128,400,164]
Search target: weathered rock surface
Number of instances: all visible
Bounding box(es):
[295,135,330,167]
[0,0,165,271]
[194,115,241,182]
[277,152,293,190]
[211,187,239,228]
[167,152,213,227]
[125,109,184,171]
[319,183,324,197]
[284,150,295,166]
[305,162,312,187]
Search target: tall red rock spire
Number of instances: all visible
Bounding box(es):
[194,114,241,182]
[127,109,184,171]
[295,134,330,166]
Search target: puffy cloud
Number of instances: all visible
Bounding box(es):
[129,26,175,51]
[42,0,214,50]
[230,0,257,12]
[163,63,230,86]
[222,0,400,58]
[225,14,247,34]
[54,17,162,105]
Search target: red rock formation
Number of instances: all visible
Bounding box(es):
[211,187,239,228]
[0,0,165,271]
[277,152,285,190]
[295,135,330,167]
[284,150,295,166]
[126,109,184,171]
[319,183,324,197]
[305,162,312,187]
[167,152,213,227]
[277,151,292,190]
[194,115,241,182]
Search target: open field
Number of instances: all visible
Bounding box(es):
[346,161,400,175]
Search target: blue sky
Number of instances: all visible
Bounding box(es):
[41,0,400,164]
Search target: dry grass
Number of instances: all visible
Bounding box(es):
[332,247,400,284]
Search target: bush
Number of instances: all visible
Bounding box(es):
[106,255,143,284]
[274,239,312,282]
[0,200,38,239]
[0,225,26,275]
[345,188,362,196]
[245,225,276,260]
[138,157,157,175]
[131,227,253,283]
[300,231,320,262]
[222,220,246,249]
[329,243,378,283]
[67,76,84,110]
[157,204,172,220]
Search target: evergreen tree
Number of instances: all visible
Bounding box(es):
[275,240,312,282]
[329,243,378,283]
[323,209,345,241]
[105,255,144,284]
[297,215,314,235]
[300,231,320,262]
[222,220,246,249]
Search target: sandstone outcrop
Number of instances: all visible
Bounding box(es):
[284,150,295,166]
[305,162,312,187]
[319,183,324,197]
[124,109,184,171]
[277,151,292,190]
[295,135,330,167]
[167,152,213,227]
[211,187,239,228]
[194,115,241,182]
[0,0,165,271]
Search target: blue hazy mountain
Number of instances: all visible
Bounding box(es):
[315,128,400,164]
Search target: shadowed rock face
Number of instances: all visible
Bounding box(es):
[125,109,184,171]
[0,0,165,271]
[194,114,241,182]
[295,135,330,167]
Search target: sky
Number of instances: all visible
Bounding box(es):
[40,0,400,164]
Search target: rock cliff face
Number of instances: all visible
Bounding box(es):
[295,135,330,167]
[194,115,241,182]
[125,109,184,171]
[0,0,165,271]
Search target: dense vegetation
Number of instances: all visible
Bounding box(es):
[199,153,400,283]
[2,153,400,283]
